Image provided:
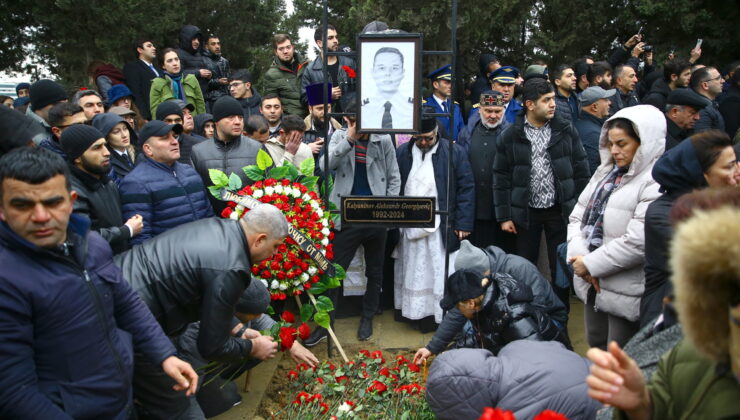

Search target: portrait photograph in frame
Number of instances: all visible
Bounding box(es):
[357,33,422,133]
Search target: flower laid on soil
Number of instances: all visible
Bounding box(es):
[276,350,435,419]
[478,407,570,420]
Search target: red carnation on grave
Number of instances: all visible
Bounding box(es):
[319,402,329,414]
[221,207,233,218]
[407,363,420,372]
[533,410,569,420]
[343,65,357,78]
[279,327,296,350]
[298,322,311,340]
[288,370,299,380]
[366,380,387,394]
[479,407,516,420]
[281,311,296,323]
[336,375,349,384]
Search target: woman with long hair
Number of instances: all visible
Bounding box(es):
[149,48,205,118]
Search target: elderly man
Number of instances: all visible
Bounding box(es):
[458,91,513,252]
[0,147,196,419]
[361,47,413,130]
[663,88,708,150]
[119,120,213,245]
[469,66,522,124]
[575,86,617,173]
[114,204,288,419]
[394,107,475,332]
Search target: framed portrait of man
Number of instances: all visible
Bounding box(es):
[357,33,422,133]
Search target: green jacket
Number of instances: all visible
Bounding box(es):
[615,339,740,420]
[150,74,206,117]
[262,52,308,118]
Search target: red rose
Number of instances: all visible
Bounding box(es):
[261,270,271,279]
[408,363,420,373]
[281,311,296,323]
[281,178,291,186]
[298,322,310,340]
[279,327,296,350]
[533,410,569,420]
[379,367,390,377]
[479,408,516,420]
[221,207,233,218]
[270,261,280,270]
[366,380,387,394]
[264,178,276,187]
[251,266,259,275]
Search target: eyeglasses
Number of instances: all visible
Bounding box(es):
[703,75,722,83]
[411,134,436,143]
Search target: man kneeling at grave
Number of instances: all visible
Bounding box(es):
[175,279,319,417]
[114,204,288,419]
[414,268,569,365]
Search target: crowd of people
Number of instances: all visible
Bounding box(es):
[0,19,739,419]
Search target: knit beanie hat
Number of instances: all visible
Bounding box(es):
[29,79,68,111]
[235,280,271,314]
[0,106,37,156]
[60,124,104,161]
[454,240,489,274]
[155,100,183,121]
[212,96,243,122]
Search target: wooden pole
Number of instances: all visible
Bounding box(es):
[307,292,348,363]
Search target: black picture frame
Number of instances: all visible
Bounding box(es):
[356,33,422,134]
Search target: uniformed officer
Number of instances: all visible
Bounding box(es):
[469,66,523,124]
[361,47,414,130]
[423,64,465,141]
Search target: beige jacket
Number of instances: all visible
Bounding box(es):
[264,136,313,168]
[567,105,665,321]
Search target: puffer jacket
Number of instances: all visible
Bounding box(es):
[0,215,175,419]
[175,25,208,93]
[119,156,213,245]
[300,55,357,112]
[426,342,602,420]
[493,113,590,229]
[693,99,725,132]
[189,134,262,213]
[262,52,308,117]
[69,165,131,254]
[642,78,671,111]
[567,105,665,321]
[150,73,206,117]
[114,218,254,362]
[640,139,707,326]
[202,49,230,103]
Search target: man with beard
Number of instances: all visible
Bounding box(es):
[575,86,617,174]
[469,66,522,125]
[663,88,708,150]
[175,24,211,96]
[119,120,212,245]
[644,58,692,111]
[263,34,308,117]
[229,69,262,121]
[552,64,579,123]
[690,66,725,132]
[610,64,641,115]
[59,124,143,253]
[361,47,413,130]
[155,100,205,164]
[587,61,613,91]
[301,24,356,113]
[260,94,284,137]
[202,35,230,111]
[191,96,262,213]
[458,91,513,252]
[302,82,341,158]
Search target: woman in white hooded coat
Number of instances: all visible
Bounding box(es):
[567,105,665,349]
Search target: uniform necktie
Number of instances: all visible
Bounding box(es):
[382,101,393,129]
[442,101,449,114]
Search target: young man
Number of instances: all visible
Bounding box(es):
[302,82,341,157]
[263,34,308,117]
[301,24,357,113]
[175,24,211,96]
[0,147,196,418]
[27,79,68,144]
[260,94,284,137]
[264,114,313,167]
[123,38,159,120]
[119,120,213,245]
[40,102,87,158]
[202,35,231,110]
[59,124,142,253]
[424,64,465,141]
[229,69,262,121]
[361,47,413,130]
[552,64,579,123]
[493,78,590,304]
[690,66,725,132]
[643,58,692,111]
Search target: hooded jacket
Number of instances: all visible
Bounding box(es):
[262,52,309,117]
[470,54,497,105]
[193,113,214,138]
[567,105,665,321]
[0,215,175,419]
[426,342,602,420]
[175,25,207,93]
[114,218,255,362]
[640,139,706,326]
[92,113,139,180]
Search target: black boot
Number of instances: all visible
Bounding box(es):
[357,317,373,341]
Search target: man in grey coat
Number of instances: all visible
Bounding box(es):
[308,101,400,344]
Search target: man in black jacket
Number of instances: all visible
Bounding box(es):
[123,39,160,121]
[643,59,691,111]
[202,35,230,111]
[301,24,356,113]
[229,69,262,121]
[176,24,212,96]
[114,204,287,419]
[156,100,205,164]
[493,78,590,286]
[190,96,262,213]
[690,66,725,132]
[663,88,707,150]
[59,124,143,253]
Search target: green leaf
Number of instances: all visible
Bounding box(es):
[401,411,410,420]
[243,165,265,181]
[314,310,330,329]
[268,166,290,180]
[208,169,229,187]
[208,185,224,200]
[310,282,328,295]
[332,263,346,282]
[266,305,275,315]
[228,173,242,191]
[256,149,273,170]
[287,164,300,180]
[301,175,319,191]
[316,295,334,312]
[299,157,315,177]
[269,323,280,337]
[300,303,315,322]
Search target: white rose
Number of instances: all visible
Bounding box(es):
[293,280,300,286]
[253,190,264,198]
[320,249,327,255]
[270,280,279,289]
[301,273,309,282]
[302,194,312,201]
[292,188,301,197]
[316,208,324,217]
[308,266,318,275]
[279,283,287,291]
[321,238,329,246]
[265,186,275,195]
[322,219,329,227]
[275,185,284,194]
[321,227,330,236]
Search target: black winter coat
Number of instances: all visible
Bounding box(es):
[465,118,508,220]
[179,132,206,165]
[202,49,230,103]
[396,138,475,253]
[238,92,262,121]
[123,59,159,120]
[493,114,590,228]
[642,78,671,111]
[719,85,740,138]
[176,25,208,94]
[300,55,357,112]
[114,218,254,363]
[69,166,131,254]
[694,100,725,133]
[190,134,262,213]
